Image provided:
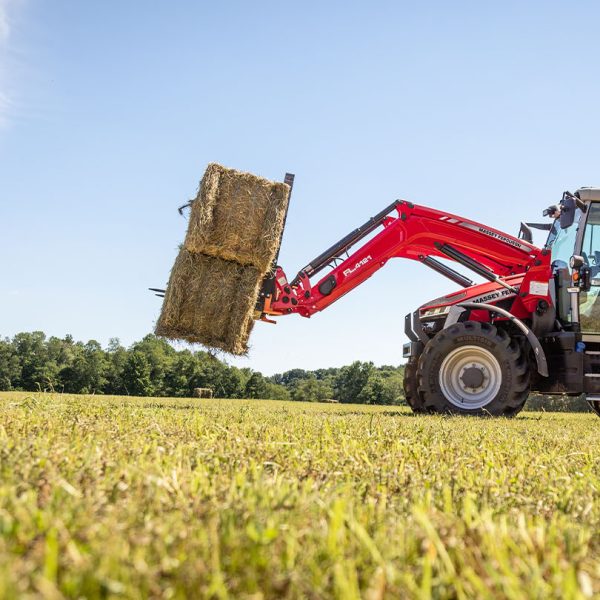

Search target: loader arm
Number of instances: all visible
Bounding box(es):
[260,200,549,319]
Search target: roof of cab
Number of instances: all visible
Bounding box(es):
[576,188,600,202]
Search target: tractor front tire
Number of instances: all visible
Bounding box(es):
[417,321,530,416]
[403,358,426,414]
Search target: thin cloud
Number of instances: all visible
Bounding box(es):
[0,0,21,127]
[0,3,10,43]
[0,0,17,45]
[0,91,11,126]
[0,17,8,43]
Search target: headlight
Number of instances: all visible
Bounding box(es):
[570,255,584,269]
[420,306,451,319]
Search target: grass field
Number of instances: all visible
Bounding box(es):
[0,392,599,599]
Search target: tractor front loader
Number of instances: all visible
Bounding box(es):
[256,186,600,416]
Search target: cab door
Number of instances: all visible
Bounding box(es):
[579,203,600,332]
[547,208,582,324]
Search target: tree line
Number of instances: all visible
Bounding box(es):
[0,332,406,404]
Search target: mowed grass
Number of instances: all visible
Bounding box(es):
[0,393,599,599]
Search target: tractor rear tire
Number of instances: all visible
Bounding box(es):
[417,321,530,416]
[403,358,426,413]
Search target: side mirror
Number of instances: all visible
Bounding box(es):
[560,196,576,229]
[518,222,533,243]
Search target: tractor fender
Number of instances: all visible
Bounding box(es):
[444,302,549,377]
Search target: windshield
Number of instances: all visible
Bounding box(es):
[547,208,583,267]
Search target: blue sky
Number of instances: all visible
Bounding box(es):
[1,1,600,375]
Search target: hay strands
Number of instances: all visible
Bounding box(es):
[154,164,295,355]
[183,163,293,273]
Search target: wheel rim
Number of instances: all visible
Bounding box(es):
[439,345,502,410]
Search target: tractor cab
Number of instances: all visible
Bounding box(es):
[546,188,600,334]
[538,188,600,415]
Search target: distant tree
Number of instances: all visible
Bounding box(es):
[312,367,342,381]
[244,372,269,399]
[47,335,77,372]
[291,376,333,402]
[122,351,154,396]
[103,338,128,395]
[216,365,246,398]
[356,372,394,404]
[0,330,407,404]
[12,332,62,391]
[271,368,309,387]
[131,335,176,396]
[162,350,198,397]
[264,382,291,400]
[191,352,229,397]
[63,340,108,394]
[334,361,374,404]
[379,370,404,405]
[0,337,20,390]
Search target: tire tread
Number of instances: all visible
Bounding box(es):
[417,321,530,417]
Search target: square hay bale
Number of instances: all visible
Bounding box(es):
[155,248,261,355]
[184,163,291,273]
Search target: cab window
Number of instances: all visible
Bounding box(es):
[580,204,600,332]
[581,204,600,275]
[548,208,582,267]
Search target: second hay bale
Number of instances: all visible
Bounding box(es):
[184,163,291,273]
[155,248,261,355]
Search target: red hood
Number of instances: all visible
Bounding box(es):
[419,274,525,317]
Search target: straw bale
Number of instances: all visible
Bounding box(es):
[184,163,290,273]
[155,249,261,355]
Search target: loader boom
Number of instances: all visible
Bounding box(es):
[260,201,550,320]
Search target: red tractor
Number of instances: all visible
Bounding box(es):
[256,184,600,416]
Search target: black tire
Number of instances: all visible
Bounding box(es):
[403,358,426,413]
[417,321,530,416]
[587,397,600,417]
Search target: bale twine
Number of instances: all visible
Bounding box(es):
[184,163,291,274]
